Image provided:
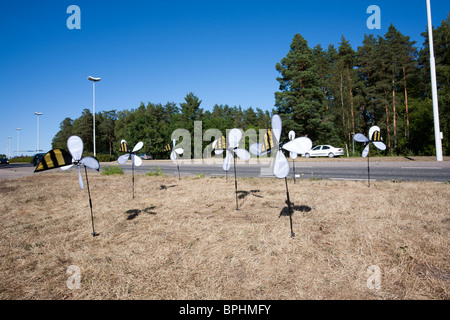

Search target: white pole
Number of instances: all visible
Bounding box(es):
[7,136,12,158]
[93,81,96,157]
[16,128,21,157]
[37,115,39,152]
[426,0,443,161]
[88,76,101,157]
[34,112,43,152]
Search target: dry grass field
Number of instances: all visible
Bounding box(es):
[0,170,449,300]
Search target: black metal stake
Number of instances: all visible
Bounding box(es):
[367,146,371,187]
[176,158,181,180]
[284,177,295,238]
[132,156,135,199]
[234,155,238,210]
[84,166,99,237]
[293,158,296,184]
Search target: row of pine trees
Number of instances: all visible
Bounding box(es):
[53,17,450,159]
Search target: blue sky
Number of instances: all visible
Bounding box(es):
[1,0,449,156]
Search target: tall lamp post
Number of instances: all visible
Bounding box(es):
[16,128,21,157]
[88,76,101,157]
[34,112,43,152]
[426,0,443,161]
[7,136,12,158]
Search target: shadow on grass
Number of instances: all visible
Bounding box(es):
[125,206,157,220]
[279,202,311,217]
[236,190,263,199]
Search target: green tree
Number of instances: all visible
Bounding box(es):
[275,33,332,143]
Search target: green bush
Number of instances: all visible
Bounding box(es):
[101,165,124,175]
[10,156,33,163]
[146,167,165,176]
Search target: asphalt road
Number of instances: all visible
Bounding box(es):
[1,158,449,182]
[117,158,450,182]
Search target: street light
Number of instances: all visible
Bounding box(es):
[34,112,43,152]
[7,136,12,158]
[426,0,443,161]
[88,76,101,157]
[16,128,21,157]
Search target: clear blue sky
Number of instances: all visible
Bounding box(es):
[1,0,449,156]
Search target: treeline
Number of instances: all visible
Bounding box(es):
[53,17,450,158]
[52,94,272,159]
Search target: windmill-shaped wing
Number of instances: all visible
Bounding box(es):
[229,129,250,161]
[283,137,312,155]
[273,149,290,179]
[66,136,86,189]
[131,142,144,166]
[118,154,130,164]
[131,154,142,166]
[132,142,143,153]
[271,115,282,145]
[223,151,232,171]
[353,133,369,143]
[34,149,73,172]
[81,157,100,171]
[67,136,83,161]
[362,144,370,158]
[169,139,184,160]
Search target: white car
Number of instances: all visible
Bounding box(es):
[303,145,344,158]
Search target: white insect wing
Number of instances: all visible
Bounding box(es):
[362,144,370,158]
[132,141,144,153]
[234,148,251,161]
[373,141,386,151]
[81,156,100,171]
[273,150,290,179]
[170,151,177,161]
[283,137,312,155]
[353,133,369,143]
[77,166,84,190]
[271,114,282,144]
[67,136,83,161]
[60,163,74,171]
[132,154,142,167]
[118,154,130,164]
[228,129,242,149]
[175,148,183,155]
[223,150,232,171]
[249,143,263,156]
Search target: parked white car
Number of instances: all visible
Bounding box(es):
[303,145,344,158]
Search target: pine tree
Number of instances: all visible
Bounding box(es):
[275,34,331,143]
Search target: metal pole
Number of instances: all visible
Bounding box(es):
[7,136,12,158]
[234,155,238,210]
[426,0,443,161]
[37,115,39,152]
[284,177,295,238]
[16,128,21,157]
[34,112,42,152]
[93,82,96,157]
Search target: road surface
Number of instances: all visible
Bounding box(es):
[1,157,449,183]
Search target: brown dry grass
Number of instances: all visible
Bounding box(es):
[0,171,449,300]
